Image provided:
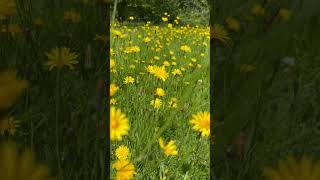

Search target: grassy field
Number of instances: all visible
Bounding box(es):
[0,0,107,179]
[211,0,320,179]
[110,17,210,179]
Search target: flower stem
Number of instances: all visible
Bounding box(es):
[55,68,63,179]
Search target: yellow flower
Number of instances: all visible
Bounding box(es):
[160,176,167,180]
[163,61,170,67]
[112,30,125,38]
[190,111,210,138]
[0,117,19,135]
[110,98,117,105]
[110,59,116,69]
[225,17,240,31]
[278,8,291,21]
[129,16,134,20]
[263,155,320,180]
[143,37,151,43]
[115,145,130,160]
[251,4,266,16]
[45,47,78,70]
[0,70,28,110]
[63,9,81,23]
[112,159,136,180]
[167,23,173,29]
[180,45,192,53]
[110,107,129,141]
[146,65,155,73]
[155,88,165,97]
[211,24,229,42]
[168,97,177,108]
[0,141,56,180]
[159,137,178,156]
[150,66,169,82]
[124,76,135,84]
[110,84,119,97]
[150,98,162,109]
[162,17,168,22]
[0,0,16,20]
[124,46,140,53]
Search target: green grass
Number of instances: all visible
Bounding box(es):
[110,21,210,179]
[1,0,107,179]
[210,0,320,179]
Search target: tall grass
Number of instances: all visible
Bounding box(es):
[1,0,107,179]
[110,19,210,179]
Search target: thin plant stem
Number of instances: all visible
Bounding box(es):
[112,0,118,23]
[55,68,63,179]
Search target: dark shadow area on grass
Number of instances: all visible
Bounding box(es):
[210,0,320,179]
[0,0,108,179]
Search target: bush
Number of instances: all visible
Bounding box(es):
[112,0,209,24]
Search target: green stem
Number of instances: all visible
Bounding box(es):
[111,0,118,23]
[55,68,63,179]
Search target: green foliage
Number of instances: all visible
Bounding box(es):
[110,22,210,178]
[1,0,107,179]
[211,0,320,179]
[113,0,209,24]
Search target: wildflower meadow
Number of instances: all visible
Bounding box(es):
[110,7,211,180]
[2,0,320,179]
[1,0,107,179]
[211,0,320,179]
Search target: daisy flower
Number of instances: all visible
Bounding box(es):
[115,145,130,160]
[0,70,28,110]
[110,107,129,141]
[45,47,78,70]
[159,137,178,156]
[112,159,136,180]
[155,88,165,97]
[263,155,320,180]
[110,84,119,97]
[150,66,169,81]
[211,24,229,42]
[150,98,162,109]
[0,141,55,180]
[124,76,135,84]
[190,111,210,138]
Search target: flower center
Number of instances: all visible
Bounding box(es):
[200,119,210,129]
[111,120,119,129]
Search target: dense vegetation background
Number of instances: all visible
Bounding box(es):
[210,0,320,179]
[110,0,210,25]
